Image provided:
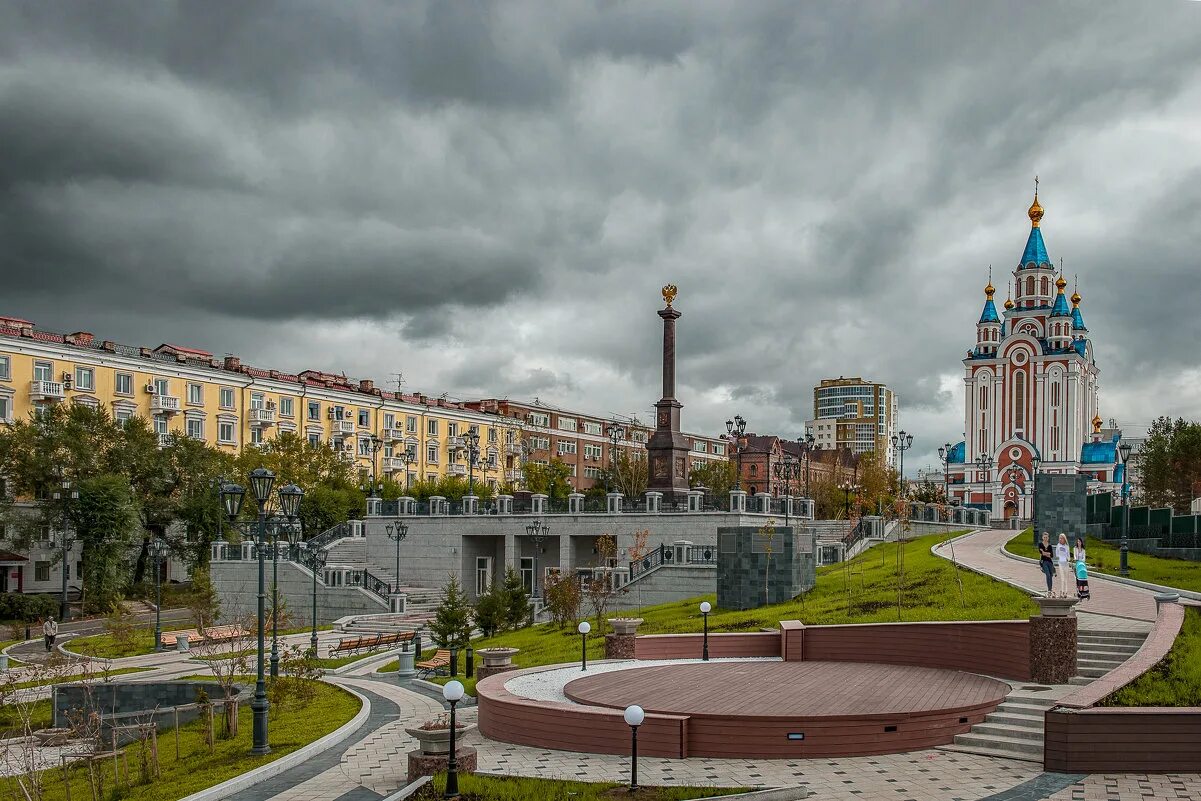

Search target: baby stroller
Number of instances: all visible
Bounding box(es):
[1075,560,1090,601]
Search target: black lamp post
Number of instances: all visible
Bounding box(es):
[1117,441,1134,577]
[308,545,328,656]
[799,433,819,501]
[149,537,169,651]
[386,519,408,593]
[773,459,801,527]
[367,436,384,498]
[605,422,626,494]
[624,705,644,791]
[975,453,993,512]
[1030,454,1042,544]
[726,415,748,491]
[578,620,590,670]
[699,601,711,661]
[937,442,953,504]
[891,430,914,498]
[442,679,465,798]
[220,470,304,755]
[525,519,550,598]
[462,429,481,499]
[398,446,416,490]
[270,483,303,680]
[51,476,79,622]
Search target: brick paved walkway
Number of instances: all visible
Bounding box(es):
[934,528,1159,624]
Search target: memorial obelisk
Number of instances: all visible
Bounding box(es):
[647,284,692,498]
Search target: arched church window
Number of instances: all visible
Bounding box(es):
[979,384,988,409]
[1050,382,1060,407]
[1040,277,1050,296]
[1026,276,1036,297]
[1013,370,1026,435]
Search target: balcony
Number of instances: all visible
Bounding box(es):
[506,442,522,455]
[505,469,523,482]
[249,408,276,425]
[151,394,181,414]
[382,456,407,472]
[447,435,466,448]
[156,432,172,448]
[331,419,355,434]
[382,428,405,442]
[447,463,468,476]
[30,380,66,401]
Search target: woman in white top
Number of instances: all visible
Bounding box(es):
[1055,533,1071,598]
[1073,537,1086,566]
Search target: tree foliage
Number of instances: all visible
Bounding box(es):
[521,458,574,500]
[428,574,473,650]
[689,460,737,497]
[1136,416,1201,513]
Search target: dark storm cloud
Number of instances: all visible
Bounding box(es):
[2,0,1199,470]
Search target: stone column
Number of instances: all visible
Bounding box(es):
[1029,597,1078,683]
[605,618,642,659]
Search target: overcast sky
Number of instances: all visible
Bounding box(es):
[2,1,1200,472]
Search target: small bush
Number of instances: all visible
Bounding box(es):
[0,593,59,624]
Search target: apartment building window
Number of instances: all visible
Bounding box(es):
[34,361,52,382]
[220,387,235,409]
[308,433,322,448]
[530,436,550,450]
[74,366,94,391]
[358,438,372,456]
[0,396,10,423]
[358,409,370,427]
[448,422,459,437]
[114,407,132,426]
[384,413,395,429]
[426,473,437,483]
[406,415,417,433]
[527,412,549,427]
[583,444,602,459]
[186,417,204,440]
[557,416,577,432]
[308,401,320,421]
[583,421,602,436]
[331,405,345,421]
[567,464,577,476]
[114,372,133,395]
[35,561,50,582]
[218,421,236,444]
[556,441,577,455]
[154,416,168,436]
[712,443,724,455]
[427,419,438,436]
[187,383,204,405]
[426,444,439,463]
[279,397,294,417]
[694,441,707,453]
[488,428,497,443]
[0,356,9,380]
[250,392,265,410]
[631,431,647,443]
[584,466,602,479]
[251,427,264,445]
[154,377,170,396]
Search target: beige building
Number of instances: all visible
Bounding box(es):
[806,377,899,467]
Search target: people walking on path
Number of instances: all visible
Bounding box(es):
[1038,532,1055,597]
[1055,533,1071,598]
[42,616,58,652]
[1074,537,1090,601]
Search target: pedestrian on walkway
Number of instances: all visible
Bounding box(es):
[1055,533,1071,598]
[1074,537,1090,601]
[43,616,58,652]
[1038,532,1055,597]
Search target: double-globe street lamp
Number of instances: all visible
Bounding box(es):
[798,433,820,502]
[773,459,801,527]
[1117,441,1134,577]
[937,442,954,504]
[725,415,748,491]
[220,469,304,755]
[460,429,482,499]
[386,519,408,593]
[975,453,993,514]
[840,481,860,520]
[51,475,79,622]
[525,519,550,599]
[891,430,914,498]
[605,422,626,494]
[307,545,328,656]
[149,537,169,651]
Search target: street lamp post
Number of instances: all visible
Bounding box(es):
[891,431,914,498]
[799,433,819,501]
[442,680,465,798]
[937,442,953,504]
[1118,441,1134,577]
[398,447,416,490]
[699,601,711,660]
[220,471,304,755]
[840,482,860,519]
[605,422,626,494]
[462,429,481,499]
[149,537,169,651]
[578,620,590,670]
[386,519,408,593]
[525,519,550,598]
[726,415,748,491]
[624,705,644,791]
[1030,454,1042,543]
[975,453,993,514]
[308,546,328,656]
[773,459,801,527]
[51,476,79,623]
[367,436,384,497]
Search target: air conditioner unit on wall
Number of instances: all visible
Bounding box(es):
[145,383,156,394]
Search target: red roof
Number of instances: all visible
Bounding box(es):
[156,343,213,358]
[0,550,28,563]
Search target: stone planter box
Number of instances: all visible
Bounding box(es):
[607,618,643,635]
[476,647,519,669]
[405,723,477,756]
[35,728,74,747]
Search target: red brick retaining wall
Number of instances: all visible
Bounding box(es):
[1044,602,1196,773]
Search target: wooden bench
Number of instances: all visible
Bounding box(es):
[160,625,247,648]
[416,649,452,677]
[328,630,414,657]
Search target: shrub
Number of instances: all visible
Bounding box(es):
[0,593,59,624]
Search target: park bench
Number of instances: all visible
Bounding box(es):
[415,649,452,677]
[160,625,247,648]
[328,630,414,657]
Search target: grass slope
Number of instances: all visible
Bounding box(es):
[70,624,335,660]
[415,773,742,800]
[0,699,52,739]
[1006,530,1201,593]
[1103,606,1201,707]
[9,666,151,690]
[384,532,1037,694]
[1,680,360,801]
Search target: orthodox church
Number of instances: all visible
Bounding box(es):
[945,185,1122,519]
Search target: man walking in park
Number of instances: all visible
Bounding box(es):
[42,616,58,652]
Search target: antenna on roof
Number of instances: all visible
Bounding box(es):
[392,373,406,392]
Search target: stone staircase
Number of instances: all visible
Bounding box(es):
[324,538,368,568]
[805,520,852,543]
[941,629,1149,762]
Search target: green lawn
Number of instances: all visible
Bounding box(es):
[384,532,1037,695]
[1005,531,1201,593]
[8,666,151,690]
[415,773,742,800]
[1,680,360,800]
[1103,606,1201,707]
[191,648,382,670]
[0,699,52,739]
[70,624,335,660]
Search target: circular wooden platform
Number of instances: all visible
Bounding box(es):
[564,661,1008,721]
